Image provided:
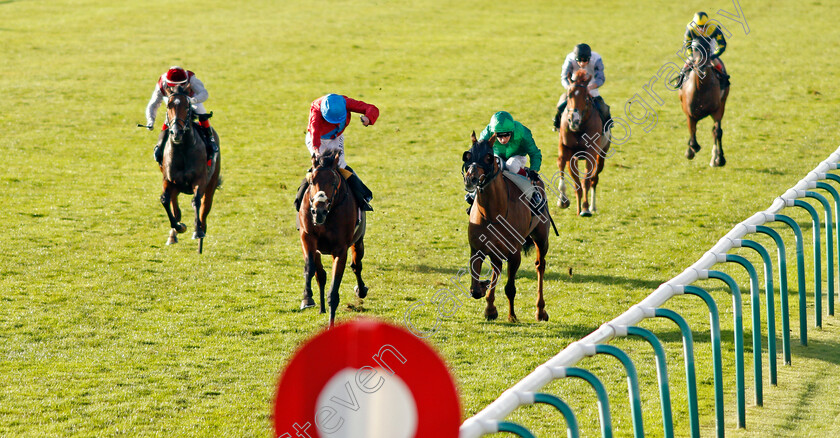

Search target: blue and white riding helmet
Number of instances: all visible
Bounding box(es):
[320,94,347,124]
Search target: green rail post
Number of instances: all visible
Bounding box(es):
[814,182,839,315]
[683,285,725,438]
[740,239,778,386]
[708,270,746,428]
[806,191,834,316]
[564,367,613,438]
[497,422,536,438]
[724,254,763,406]
[533,393,580,438]
[773,214,808,345]
[794,199,823,328]
[627,326,674,438]
[593,345,645,438]
[654,309,700,438]
[755,225,792,365]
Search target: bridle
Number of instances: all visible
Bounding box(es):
[308,166,347,219]
[462,153,501,193]
[566,75,592,130]
[166,90,193,136]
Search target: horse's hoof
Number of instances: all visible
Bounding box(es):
[579,210,592,217]
[559,198,571,209]
[175,223,187,233]
[355,285,369,299]
[537,310,549,322]
[711,156,726,167]
[471,289,486,299]
[166,237,177,245]
[300,298,316,310]
[685,147,696,160]
[485,307,498,321]
[508,314,519,323]
[192,231,205,240]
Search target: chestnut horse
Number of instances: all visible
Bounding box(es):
[299,151,368,328]
[557,69,611,217]
[462,132,550,322]
[160,86,221,253]
[680,38,729,166]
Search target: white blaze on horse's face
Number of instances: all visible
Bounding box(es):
[310,190,330,225]
[569,110,582,131]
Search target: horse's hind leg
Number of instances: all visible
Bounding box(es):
[301,241,318,310]
[504,251,521,323]
[350,238,368,299]
[685,117,700,160]
[160,183,185,245]
[327,251,349,328]
[711,97,727,167]
[556,154,571,209]
[533,229,549,322]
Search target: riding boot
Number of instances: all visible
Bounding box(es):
[464,191,475,215]
[153,129,168,165]
[294,176,309,212]
[553,100,568,132]
[594,96,612,130]
[346,173,374,212]
[199,126,218,158]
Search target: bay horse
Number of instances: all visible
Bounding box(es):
[462,132,550,322]
[557,69,611,217]
[160,86,221,253]
[680,38,729,167]
[299,150,368,328]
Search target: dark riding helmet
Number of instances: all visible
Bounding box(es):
[574,44,591,62]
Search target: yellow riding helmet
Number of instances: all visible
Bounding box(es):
[693,11,709,26]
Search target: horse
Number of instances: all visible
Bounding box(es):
[462,132,550,322]
[557,69,611,217]
[159,85,221,253]
[680,37,729,167]
[298,150,368,328]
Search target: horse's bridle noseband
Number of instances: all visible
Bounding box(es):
[462,154,502,192]
[167,91,193,134]
[308,167,346,220]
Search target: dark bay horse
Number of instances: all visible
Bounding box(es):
[463,132,550,322]
[160,86,221,253]
[557,69,611,217]
[299,151,368,328]
[680,38,729,166]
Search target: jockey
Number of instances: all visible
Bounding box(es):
[145,66,218,165]
[553,44,612,132]
[294,93,379,212]
[466,111,543,213]
[674,12,730,89]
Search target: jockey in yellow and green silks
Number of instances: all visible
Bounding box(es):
[675,12,730,89]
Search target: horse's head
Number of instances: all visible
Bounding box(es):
[307,151,343,226]
[166,86,193,144]
[462,131,499,193]
[565,69,591,132]
[690,38,713,67]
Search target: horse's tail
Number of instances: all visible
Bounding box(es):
[522,236,535,256]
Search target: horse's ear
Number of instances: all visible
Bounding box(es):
[470,130,477,144]
[488,133,497,145]
[463,151,472,162]
[311,153,319,168]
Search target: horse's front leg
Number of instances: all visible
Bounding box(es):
[327,249,349,328]
[505,251,521,323]
[685,116,700,160]
[192,184,205,239]
[160,183,184,245]
[300,238,317,310]
[556,154,571,209]
[534,235,549,322]
[484,256,503,321]
[350,237,368,299]
[711,118,726,167]
[469,248,490,299]
[569,156,585,216]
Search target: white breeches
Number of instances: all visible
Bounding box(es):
[192,102,208,116]
[305,132,347,169]
[500,155,528,174]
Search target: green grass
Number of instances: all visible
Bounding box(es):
[3,0,840,436]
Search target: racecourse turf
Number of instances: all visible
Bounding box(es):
[3,0,840,436]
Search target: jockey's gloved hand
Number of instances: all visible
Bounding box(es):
[188,97,197,105]
[528,169,541,180]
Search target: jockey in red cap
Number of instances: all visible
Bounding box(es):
[145,66,218,165]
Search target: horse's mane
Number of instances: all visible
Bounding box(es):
[573,69,589,82]
[317,153,336,169]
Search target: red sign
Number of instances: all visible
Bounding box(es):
[274,319,460,438]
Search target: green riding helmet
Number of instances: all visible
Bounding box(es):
[489,111,515,135]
